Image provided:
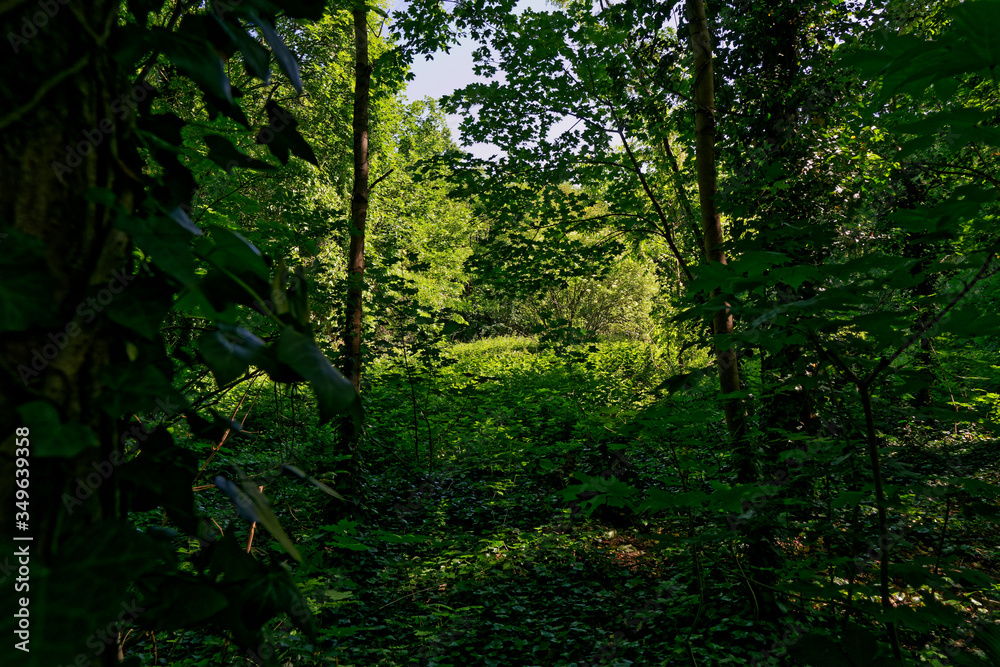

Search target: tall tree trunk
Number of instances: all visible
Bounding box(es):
[688,0,780,620]
[343,7,371,394]
[686,0,747,452]
[336,7,371,471]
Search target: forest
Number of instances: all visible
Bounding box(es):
[1,0,1000,665]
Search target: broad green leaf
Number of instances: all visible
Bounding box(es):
[0,230,55,331]
[256,101,318,166]
[279,0,328,20]
[217,18,271,82]
[105,276,174,340]
[197,226,270,281]
[139,578,230,628]
[198,324,267,386]
[248,14,302,93]
[16,401,99,458]
[116,214,199,288]
[831,490,866,509]
[275,327,357,424]
[168,206,203,236]
[98,361,187,417]
[24,522,170,667]
[159,30,233,103]
[214,467,302,561]
[203,134,275,172]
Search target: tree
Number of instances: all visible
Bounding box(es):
[0,2,358,663]
[686,0,747,454]
[343,5,372,394]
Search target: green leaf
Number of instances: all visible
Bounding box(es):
[105,276,174,340]
[279,464,346,501]
[128,0,169,25]
[256,101,318,166]
[116,214,199,288]
[24,522,170,667]
[16,401,99,458]
[197,226,270,281]
[98,361,187,418]
[248,14,302,93]
[118,427,200,533]
[198,324,267,386]
[139,578,230,628]
[278,0,327,20]
[0,229,56,331]
[203,134,275,172]
[242,569,316,638]
[217,18,271,82]
[274,327,357,424]
[214,466,302,561]
[949,1,1000,69]
[972,621,1000,663]
[831,490,866,509]
[842,623,879,667]
[168,206,203,236]
[160,30,233,103]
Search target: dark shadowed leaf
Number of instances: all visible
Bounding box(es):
[0,230,55,332]
[256,101,318,165]
[16,401,99,457]
[248,14,303,93]
[275,327,357,424]
[203,134,276,172]
[198,324,267,386]
[160,30,233,103]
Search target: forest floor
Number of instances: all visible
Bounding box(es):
[134,337,1000,666]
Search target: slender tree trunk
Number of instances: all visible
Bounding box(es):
[687,0,780,620]
[686,0,747,451]
[343,7,371,394]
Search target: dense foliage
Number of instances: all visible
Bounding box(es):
[1,0,1000,665]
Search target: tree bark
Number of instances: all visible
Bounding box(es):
[0,2,136,664]
[343,7,371,394]
[686,0,747,451]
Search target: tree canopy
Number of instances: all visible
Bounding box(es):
[2,0,1000,665]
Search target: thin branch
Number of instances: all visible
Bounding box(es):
[924,165,1000,189]
[134,0,191,87]
[0,56,90,130]
[611,109,694,283]
[370,168,394,191]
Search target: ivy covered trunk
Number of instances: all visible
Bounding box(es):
[0,1,135,664]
